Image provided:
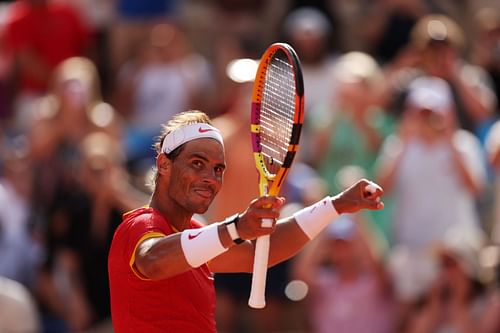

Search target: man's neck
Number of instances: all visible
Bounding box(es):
[149,192,193,231]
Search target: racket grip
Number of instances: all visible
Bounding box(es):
[248,220,272,309]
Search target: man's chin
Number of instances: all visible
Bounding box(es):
[192,201,212,215]
[193,207,209,215]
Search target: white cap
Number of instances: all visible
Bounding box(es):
[406,76,454,114]
[437,225,485,279]
[283,7,332,37]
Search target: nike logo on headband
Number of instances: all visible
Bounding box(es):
[198,127,215,133]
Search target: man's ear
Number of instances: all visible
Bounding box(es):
[157,154,171,176]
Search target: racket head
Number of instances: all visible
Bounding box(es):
[250,43,304,196]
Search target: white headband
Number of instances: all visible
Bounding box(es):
[161,123,224,154]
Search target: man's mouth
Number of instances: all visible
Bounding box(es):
[194,188,214,199]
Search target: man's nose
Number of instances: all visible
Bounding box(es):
[202,168,221,183]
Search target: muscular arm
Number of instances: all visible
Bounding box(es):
[135,179,383,279]
[210,179,384,273]
[134,233,188,280]
[134,221,242,280]
[134,196,284,280]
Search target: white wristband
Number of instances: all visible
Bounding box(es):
[293,196,339,240]
[180,223,227,268]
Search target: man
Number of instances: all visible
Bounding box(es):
[108,110,384,332]
[376,76,485,250]
[293,215,395,333]
[384,14,496,137]
[375,76,486,309]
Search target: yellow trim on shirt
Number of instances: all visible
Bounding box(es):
[129,232,166,280]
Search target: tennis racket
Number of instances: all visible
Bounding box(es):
[248,43,304,309]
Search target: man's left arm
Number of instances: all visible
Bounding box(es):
[209,179,384,273]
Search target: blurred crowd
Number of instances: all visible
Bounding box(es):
[0,0,500,332]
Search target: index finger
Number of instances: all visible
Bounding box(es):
[255,195,286,209]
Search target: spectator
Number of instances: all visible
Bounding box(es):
[384,14,496,139]
[280,7,340,165]
[404,227,489,333]
[36,132,147,333]
[29,56,122,215]
[24,57,123,332]
[376,75,486,251]
[292,214,395,333]
[114,22,213,170]
[376,76,488,330]
[307,51,395,239]
[2,0,92,132]
[0,137,43,288]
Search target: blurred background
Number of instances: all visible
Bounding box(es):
[0,0,500,332]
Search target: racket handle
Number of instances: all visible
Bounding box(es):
[248,218,273,309]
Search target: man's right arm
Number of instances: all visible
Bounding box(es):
[135,179,384,279]
[134,233,189,280]
[133,196,282,280]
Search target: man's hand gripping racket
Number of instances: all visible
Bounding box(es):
[249,43,304,309]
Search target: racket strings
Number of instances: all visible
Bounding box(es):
[260,55,295,174]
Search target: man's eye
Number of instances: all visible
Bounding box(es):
[214,166,224,174]
[193,160,203,168]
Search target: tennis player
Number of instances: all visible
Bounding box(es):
[108,110,384,332]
